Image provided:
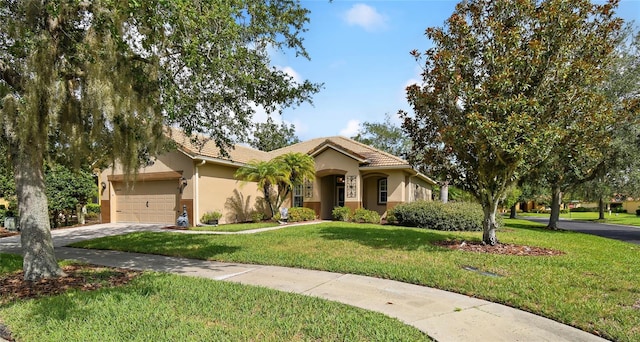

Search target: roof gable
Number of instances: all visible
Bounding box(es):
[165,127,270,164]
[269,136,409,168]
[166,128,415,169]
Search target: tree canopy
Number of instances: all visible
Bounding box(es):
[351,113,412,159]
[401,0,624,245]
[540,25,640,228]
[248,116,301,151]
[0,0,319,280]
[45,164,96,228]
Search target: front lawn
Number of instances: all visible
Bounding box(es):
[190,221,280,232]
[72,219,640,342]
[0,254,428,341]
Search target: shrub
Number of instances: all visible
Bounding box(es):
[201,211,222,224]
[86,203,101,214]
[389,201,501,231]
[571,207,597,212]
[332,206,352,222]
[353,208,381,224]
[287,207,316,222]
[251,211,264,223]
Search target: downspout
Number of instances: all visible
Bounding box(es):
[195,160,206,225]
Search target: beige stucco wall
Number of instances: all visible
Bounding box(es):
[196,162,265,224]
[100,151,195,224]
[313,148,360,203]
[100,151,195,201]
[407,176,433,202]
[362,174,387,214]
[386,171,406,203]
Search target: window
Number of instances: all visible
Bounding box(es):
[293,184,304,207]
[378,178,388,204]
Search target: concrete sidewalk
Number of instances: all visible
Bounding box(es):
[1,224,607,342]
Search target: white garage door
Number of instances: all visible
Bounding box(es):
[114,180,178,224]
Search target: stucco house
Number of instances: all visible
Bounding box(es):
[99,128,435,225]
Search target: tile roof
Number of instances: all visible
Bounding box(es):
[165,127,270,164]
[268,136,410,167]
[166,128,410,168]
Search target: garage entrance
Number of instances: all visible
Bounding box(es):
[114,180,179,224]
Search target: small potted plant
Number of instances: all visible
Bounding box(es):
[201,211,222,226]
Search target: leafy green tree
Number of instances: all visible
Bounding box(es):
[0,0,319,280]
[235,152,315,218]
[401,0,623,245]
[352,113,412,159]
[45,164,96,228]
[541,25,640,228]
[249,116,301,152]
[502,186,522,219]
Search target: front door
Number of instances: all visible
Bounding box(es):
[336,185,345,207]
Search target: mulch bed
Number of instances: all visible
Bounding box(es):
[433,240,565,256]
[0,264,142,341]
[0,228,18,238]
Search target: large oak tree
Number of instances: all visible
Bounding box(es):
[0,0,319,280]
[401,0,623,245]
[544,26,640,227]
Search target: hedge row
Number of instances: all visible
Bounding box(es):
[331,207,381,224]
[389,201,501,231]
[286,207,317,222]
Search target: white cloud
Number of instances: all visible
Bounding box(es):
[250,103,271,123]
[403,78,421,89]
[344,4,388,32]
[339,119,361,137]
[278,66,302,84]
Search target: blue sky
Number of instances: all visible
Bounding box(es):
[258,0,640,141]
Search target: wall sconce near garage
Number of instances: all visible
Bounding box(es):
[179,177,188,193]
[100,181,106,192]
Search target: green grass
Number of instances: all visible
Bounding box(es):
[0,271,428,341]
[519,211,640,227]
[0,253,22,274]
[72,220,640,342]
[190,221,280,232]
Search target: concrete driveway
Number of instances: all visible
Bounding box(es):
[523,216,640,245]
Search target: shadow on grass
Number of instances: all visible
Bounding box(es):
[505,220,574,235]
[318,225,462,251]
[73,232,241,259]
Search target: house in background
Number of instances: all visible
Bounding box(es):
[99,128,435,225]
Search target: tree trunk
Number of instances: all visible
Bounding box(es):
[482,200,499,245]
[79,204,86,225]
[509,204,517,219]
[13,151,64,281]
[598,196,605,220]
[547,185,562,230]
[440,181,448,203]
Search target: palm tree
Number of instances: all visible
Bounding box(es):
[235,153,316,219]
[234,160,290,218]
[274,152,316,202]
